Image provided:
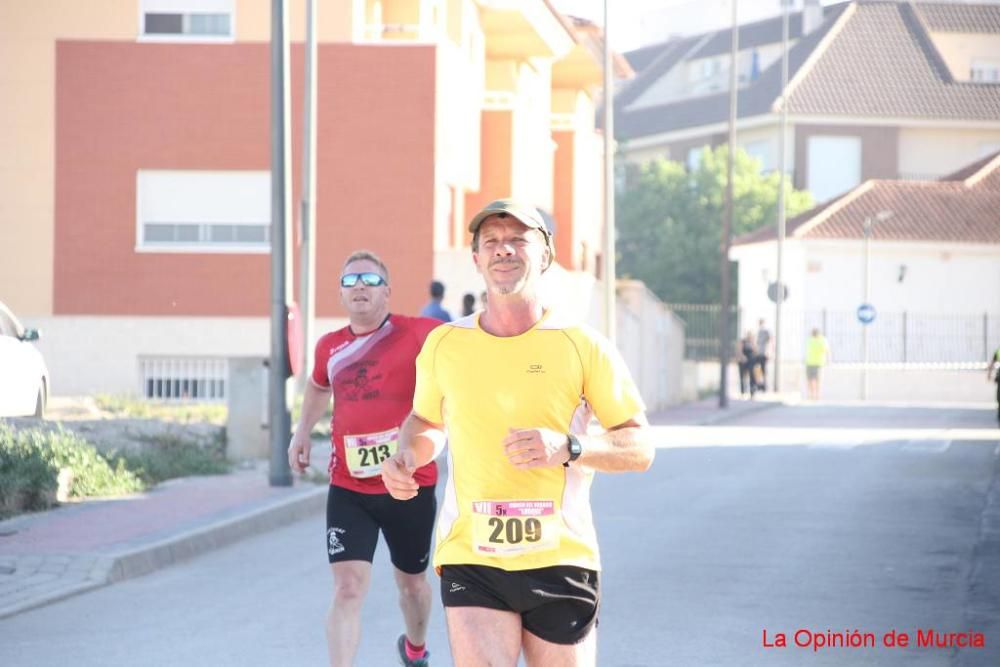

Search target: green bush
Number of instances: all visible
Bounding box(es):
[0,424,144,518]
[117,433,229,486]
[0,426,59,516]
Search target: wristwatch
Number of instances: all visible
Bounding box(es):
[563,433,583,467]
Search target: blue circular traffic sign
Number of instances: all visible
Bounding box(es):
[857,303,877,325]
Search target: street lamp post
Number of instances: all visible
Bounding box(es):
[861,210,894,400]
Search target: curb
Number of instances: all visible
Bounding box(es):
[0,483,327,620]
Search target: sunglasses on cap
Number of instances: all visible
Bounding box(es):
[340,272,387,288]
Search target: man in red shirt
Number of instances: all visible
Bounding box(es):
[288,250,440,667]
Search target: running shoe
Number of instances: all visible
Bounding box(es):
[396,634,430,667]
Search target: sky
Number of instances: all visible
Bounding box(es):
[550,0,843,53]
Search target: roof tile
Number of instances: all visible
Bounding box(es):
[734,152,1000,246]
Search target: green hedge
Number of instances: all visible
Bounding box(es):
[0,424,144,517]
[0,423,231,519]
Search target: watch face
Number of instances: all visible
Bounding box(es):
[568,435,582,460]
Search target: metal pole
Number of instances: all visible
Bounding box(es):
[603,0,616,344]
[774,0,789,393]
[719,0,738,408]
[985,312,989,361]
[270,0,293,486]
[862,217,871,400]
[297,0,318,393]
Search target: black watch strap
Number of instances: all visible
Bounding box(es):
[563,433,582,467]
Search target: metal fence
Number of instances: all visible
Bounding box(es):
[669,304,1000,365]
[666,304,744,361]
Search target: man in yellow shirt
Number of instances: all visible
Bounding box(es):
[382,198,654,666]
[805,328,831,400]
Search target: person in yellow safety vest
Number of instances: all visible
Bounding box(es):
[805,328,831,400]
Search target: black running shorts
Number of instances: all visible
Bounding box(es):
[325,484,436,574]
[439,563,600,645]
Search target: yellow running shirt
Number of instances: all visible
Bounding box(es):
[412,310,645,572]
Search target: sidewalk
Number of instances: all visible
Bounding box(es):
[648,392,787,426]
[0,451,329,620]
[0,398,783,620]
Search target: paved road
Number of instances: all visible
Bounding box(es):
[1,403,997,666]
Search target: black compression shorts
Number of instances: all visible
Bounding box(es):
[325,484,436,574]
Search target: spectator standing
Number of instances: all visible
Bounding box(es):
[738,331,757,398]
[805,328,831,400]
[461,292,476,317]
[420,280,452,322]
[755,319,772,392]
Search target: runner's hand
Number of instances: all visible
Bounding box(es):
[503,427,570,469]
[381,450,419,500]
[287,431,312,474]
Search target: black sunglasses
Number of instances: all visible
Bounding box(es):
[341,272,387,288]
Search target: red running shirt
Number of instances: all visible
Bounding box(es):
[311,314,440,493]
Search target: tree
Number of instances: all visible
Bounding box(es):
[616,145,813,304]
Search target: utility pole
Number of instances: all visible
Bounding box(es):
[298,0,318,393]
[774,0,789,392]
[861,210,893,400]
[603,0,617,344]
[269,0,292,487]
[719,0,739,408]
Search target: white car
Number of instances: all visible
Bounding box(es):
[0,301,49,418]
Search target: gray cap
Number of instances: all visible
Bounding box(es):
[468,198,555,267]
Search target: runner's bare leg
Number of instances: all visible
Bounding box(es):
[522,626,597,667]
[394,567,432,646]
[327,561,372,667]
[445,606,522,666]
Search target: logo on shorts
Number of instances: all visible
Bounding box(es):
[419,553,429,564]
[449,582,466,593]
[327,527,346,555]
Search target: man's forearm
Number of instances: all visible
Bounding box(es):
[575,425,654,473]
[295,381,330,434]
[399,411,447,466]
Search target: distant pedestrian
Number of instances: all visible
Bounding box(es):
[461,292,476,317]
[988,343,1000,424]
[805,328,831,400]
[738,331,757,398]
[754,319,772,392]
[420,280,452,322]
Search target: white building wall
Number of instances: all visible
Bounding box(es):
[803,240,1000,314]
[898,127,1000,180]
[31,316,348,396]
[732,239,807,357]
[734,238,1000,366]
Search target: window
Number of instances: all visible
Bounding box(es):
[140,0,233,41]
[807,135,861,203]
[136,170,270,253]
[970,59,1000,83]
[687,146,707,172]
[140,357,227,401]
